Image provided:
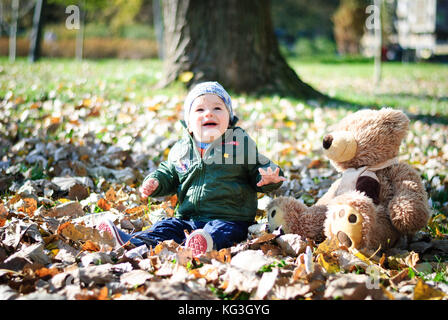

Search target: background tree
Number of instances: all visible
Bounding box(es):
[29,0,46,62]
[159,0,325,99]
[48,0,108,59]
[333,0,369,55]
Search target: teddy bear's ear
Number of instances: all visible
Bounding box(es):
[378,108,410,137]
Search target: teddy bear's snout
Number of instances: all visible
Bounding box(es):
[322,131,357,162]
[323,134,333,149]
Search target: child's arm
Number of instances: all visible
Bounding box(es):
[249,153,286,193]
[140,160,179,199]
[256,167,286,187]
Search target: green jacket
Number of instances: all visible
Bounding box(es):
[144,118,284,222]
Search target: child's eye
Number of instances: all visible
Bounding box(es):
[196,108,204,112]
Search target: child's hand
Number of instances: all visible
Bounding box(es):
[256,167,286,187]
[139,178,159,200]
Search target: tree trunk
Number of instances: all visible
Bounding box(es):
[76,0,86,60]
[159,0,325,99]
[9,0,19,62]
[29,0,47,63]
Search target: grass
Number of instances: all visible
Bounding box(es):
[0,57,182,104]
[289,58,448,117]
[2,56,447,116]
[1,56,447,298]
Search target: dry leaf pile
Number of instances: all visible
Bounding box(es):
[1,60,448,300]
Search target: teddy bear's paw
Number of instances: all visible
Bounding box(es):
[325,204,365,250]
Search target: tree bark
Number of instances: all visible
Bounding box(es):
[29,0,47,63]
[159,0,325,99]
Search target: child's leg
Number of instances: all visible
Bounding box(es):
[131,217,196,247]
[203,220,251,250]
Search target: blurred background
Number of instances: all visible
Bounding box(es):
[1,0,447,62]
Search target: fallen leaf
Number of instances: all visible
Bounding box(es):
[82,240,100,252]
[190,264,220,283]
[201,248,232,263]
[17,198,37,217]
[57,222,114,247]
[314,237,340,255]
[98,286,109,300]
[413,279,446,300]
[97,198,111,211]
[35,267,60,280]
[317,254,341,274]
[105,187,117,203]
[178,71,194,83]
[254,268,279,299]
[120,270,153,288]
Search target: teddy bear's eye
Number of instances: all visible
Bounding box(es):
[348,214,357,223]
[270,209,277,218]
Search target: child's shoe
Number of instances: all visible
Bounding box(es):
[97,219,125,248]
[185,229,213,257]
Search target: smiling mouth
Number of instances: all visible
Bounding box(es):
[203,122,217,127]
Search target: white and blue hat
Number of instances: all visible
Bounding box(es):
[183,81,233,126]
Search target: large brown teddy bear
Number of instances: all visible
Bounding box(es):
[267,108,430,252]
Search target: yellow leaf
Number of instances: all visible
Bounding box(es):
[413,279,446,300]
[284,121,296,128]
[353,250,373,266]
[317,254,340,274]
[315,237,340,255]
[178,71,194,83]
[274,113,286,121]
[82,98,92,107]
[59,198,71,203]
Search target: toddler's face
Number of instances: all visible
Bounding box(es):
[188,94,230,143]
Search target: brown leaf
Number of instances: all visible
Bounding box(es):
[125,205,146,216]
[105,187,117,203]
[190,265,220,283]
[97,198,111,211]
[35,267,60,280]
[58,222,114,247]
[168,194,178,207]
[201,248,232,263]
[67,184,89,201]
[82,240,100,252]
[250,233,277,246]
[98,286,109,300]
[0,204,6,227]
[17,198,37,217]
[389,269,410,287]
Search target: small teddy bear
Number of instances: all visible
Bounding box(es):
[267,108,430,252]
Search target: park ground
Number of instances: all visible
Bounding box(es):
[0,57,447,300]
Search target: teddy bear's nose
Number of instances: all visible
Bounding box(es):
[323,134,333,150]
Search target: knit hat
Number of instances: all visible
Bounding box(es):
[183,81,233,126]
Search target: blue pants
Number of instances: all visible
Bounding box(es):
[116,218,251,250]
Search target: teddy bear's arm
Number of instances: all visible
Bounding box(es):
[316,178,341,206]
[285,204,328,241]
[387,164,431,234]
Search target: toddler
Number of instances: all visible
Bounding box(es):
[99,81,285,256]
